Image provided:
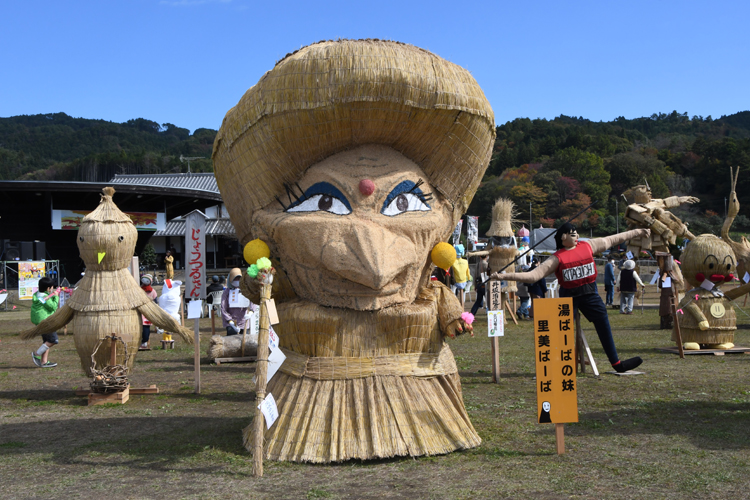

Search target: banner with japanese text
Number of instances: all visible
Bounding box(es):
[18,261,46,300]
[452,220,463,245]
[466,216,478,248]
[184,211,207,300]
[533,297,578,424]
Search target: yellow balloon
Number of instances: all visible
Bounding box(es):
[431,242,456,271]
[243,239,270,265]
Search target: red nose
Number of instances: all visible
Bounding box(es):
[359,179,375,196]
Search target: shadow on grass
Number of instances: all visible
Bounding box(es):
[571,400,750,450]
[0,416,254,474]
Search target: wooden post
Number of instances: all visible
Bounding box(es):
[194,317,201,394]
[253,283,272,477]
[110,334,117,366]
[555,423,565,454]
[670,282,684,359]
[210,306,216,336]
[503,293,518,325]
[575,310,585,374]
[490,336,500,383]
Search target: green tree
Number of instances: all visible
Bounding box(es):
[544,147,610,207]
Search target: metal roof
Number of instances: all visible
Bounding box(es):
[109,173,219,193]
[154,218,236,237]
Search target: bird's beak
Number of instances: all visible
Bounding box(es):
[98,252,106,264]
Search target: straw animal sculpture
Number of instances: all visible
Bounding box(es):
[21,187,193,374]
[675,234,750,349]
[213,39,494,463]
[721,167,750,279]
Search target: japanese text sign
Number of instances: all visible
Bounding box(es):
[486,279,503,311]
[184,211,207,300]
[488,310,504,337]
[534,297,578,424]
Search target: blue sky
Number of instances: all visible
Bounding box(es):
[2,0,748,133]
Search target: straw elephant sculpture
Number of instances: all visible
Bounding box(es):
[212,39,494,463]
[22,187,192,374]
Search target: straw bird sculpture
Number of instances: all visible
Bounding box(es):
[721,167,750,279]
[675,234,750,350]
[22,187,192,374]
[213,39,495,463]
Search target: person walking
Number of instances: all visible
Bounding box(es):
[470,254,489,315]
[604,257,616,308]
[139,274,158,350]
[516,268,531,319]
[451,249,471,309]
[164,250,174,280]
[30,277,62,368]
[617,259,644,314]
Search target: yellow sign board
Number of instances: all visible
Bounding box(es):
[534,297,578,424]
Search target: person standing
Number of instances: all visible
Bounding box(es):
[470,254,489,315]
[617,260,644,314]
[164,250,174,280]
[604,257,616,308]
[451,250,471,308]
[139,274,157,349]
[221,268,258,335]
[526,258,547,319]
[30,277,61,368]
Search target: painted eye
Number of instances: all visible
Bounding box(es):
[287,194,351,215]
[708,263,714,269]
[381,180,432,217]
[118,236,124,242]
[79,237,84,242]
[286,182,352,215]
[382,193,431,216]
[727,263,731,270]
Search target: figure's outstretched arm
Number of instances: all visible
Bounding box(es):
[724,281,750,301]
[20,304,75,340]
[137,301,194,343]
[588,228,650,254]
[491,256,559,283]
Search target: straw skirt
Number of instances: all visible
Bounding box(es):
[243,282,480,462]
[70,310,141,375]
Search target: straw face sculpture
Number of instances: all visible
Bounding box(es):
[213,39,495,463]
[21,187,193,374]
[675,234,750,349]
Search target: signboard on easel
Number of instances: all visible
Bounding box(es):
[533,297,578,454]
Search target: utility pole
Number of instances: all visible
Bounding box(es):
[529,201,533,246]
[179,155,205,174]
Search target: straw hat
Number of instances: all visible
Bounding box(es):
[212,39,496,244]
[622,260,635,270]
[487,198,517,237]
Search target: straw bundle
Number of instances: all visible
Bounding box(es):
[21,187,193,375]
[242,281,480,463]
[486,198,518,237]
[207,334,258,360]
[212,39,496,245]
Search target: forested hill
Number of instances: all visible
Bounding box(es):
[2,110,750,237]
[0,113,216,181]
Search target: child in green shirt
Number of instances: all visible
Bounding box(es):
[30,277,61,368]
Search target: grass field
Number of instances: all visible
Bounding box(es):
[1,300,749,499]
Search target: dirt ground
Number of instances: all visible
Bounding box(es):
[1,301,750,499]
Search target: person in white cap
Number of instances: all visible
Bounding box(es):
[616,260,644,314]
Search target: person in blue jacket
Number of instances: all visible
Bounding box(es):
[604,257,616,308]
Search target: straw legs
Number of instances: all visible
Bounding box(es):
[560,289,642,372]
[244,370,481,463]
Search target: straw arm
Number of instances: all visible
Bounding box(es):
[137,301,194,343]
[724,281,750,301]
[430,282,469,337]
[588,228,650,254]
[493,256,558,284]
[466,250,489,258]
[20,304,75,340]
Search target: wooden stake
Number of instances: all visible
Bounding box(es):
[574,310,585,374]
[555,423,565,455]
[503,294,518,325]
[110,334,117,366]
[670,282,684,359]
[194,317,201,394]
[490,336,500,383]
[253,283,272,478]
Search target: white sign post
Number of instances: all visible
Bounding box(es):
[185,210,207,394]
